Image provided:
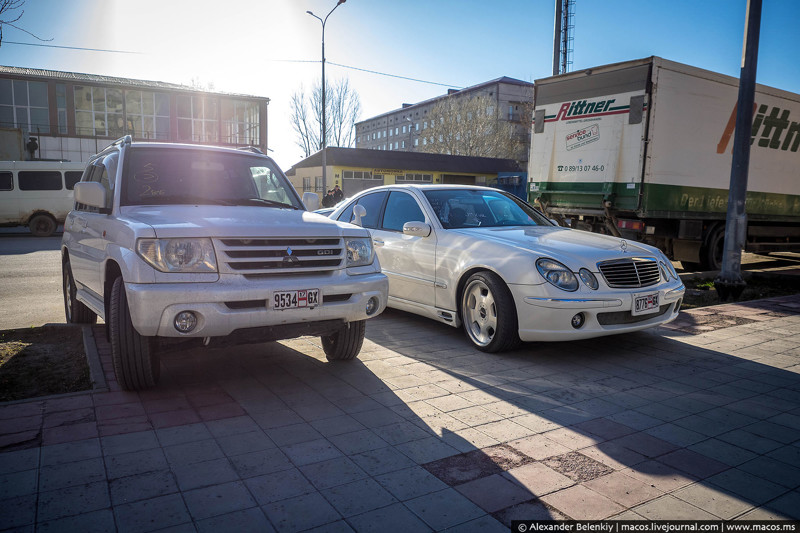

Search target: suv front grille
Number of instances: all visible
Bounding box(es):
[597,257,661,288]
[216,238,344,275]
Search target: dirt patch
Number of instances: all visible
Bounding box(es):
[543,451,614,482]
[680,274,800,310]
[0,325,90,402]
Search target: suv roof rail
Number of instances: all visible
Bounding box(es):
[103,135,133,151]
[236,145,264,155]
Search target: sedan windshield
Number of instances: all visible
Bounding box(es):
[122,148,302,209]
[423,189,551,229]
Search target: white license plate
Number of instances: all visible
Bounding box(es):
[273,289,319,310]
[632,292,660,316]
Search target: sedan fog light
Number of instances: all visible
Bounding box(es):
[571,313,585,329]
[174,311,197,333]
[366,296,379,316]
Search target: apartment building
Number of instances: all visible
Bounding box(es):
[0,65,269,162]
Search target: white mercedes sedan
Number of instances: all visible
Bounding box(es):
[329,185,685,352]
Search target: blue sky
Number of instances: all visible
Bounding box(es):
[1,0,797,169]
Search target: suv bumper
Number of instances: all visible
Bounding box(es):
[125,272,388,337]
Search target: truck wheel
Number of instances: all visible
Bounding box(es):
[322,320,365,361]
[63,260,97,324]
[461,271,521,353]
[701,224,725,272]
[109,277,160,390]
[29,214,56,237]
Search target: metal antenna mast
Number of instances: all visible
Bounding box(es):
[553,0,575,76]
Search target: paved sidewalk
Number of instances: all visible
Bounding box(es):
[1,296,800,531]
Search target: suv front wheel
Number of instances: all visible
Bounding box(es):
[109,277,160,390]
[322,320,365,361]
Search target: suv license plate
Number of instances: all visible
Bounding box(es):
[273,289,319,310]
[632,292,660,316]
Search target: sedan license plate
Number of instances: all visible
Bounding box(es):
[273,289,319,310]
[632,292,660,316]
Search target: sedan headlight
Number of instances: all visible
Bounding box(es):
[345,237,374,267]
[579,268,599,290]
[137,238,218,273]
[659,259,678,281]
[536,258,578,292]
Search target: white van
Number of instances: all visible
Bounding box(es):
[0,161,86,236]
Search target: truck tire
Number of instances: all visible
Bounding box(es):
[109,277,160,390]
[63,260,97,324]
[29,214,56,237]
[322,320,365,361]
[700,224,725,272]
[461,271,521,353]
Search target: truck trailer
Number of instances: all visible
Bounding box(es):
[528,56,800,270]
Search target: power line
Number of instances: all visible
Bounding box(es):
[2,40,142,55]
[5,39,461,89]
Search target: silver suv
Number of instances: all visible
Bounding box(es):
[62,137,387,390]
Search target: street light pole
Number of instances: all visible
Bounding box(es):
[307,0,346,197]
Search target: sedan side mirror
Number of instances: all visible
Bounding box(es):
[403,221,431,237]
[302,192,319,211]
[351,204,366,226]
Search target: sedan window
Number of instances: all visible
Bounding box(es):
[337,191,388,228]
[381,192,426,232]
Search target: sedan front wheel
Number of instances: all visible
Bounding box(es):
[461,271,520,353]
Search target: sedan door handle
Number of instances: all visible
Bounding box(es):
[373,239,384,247]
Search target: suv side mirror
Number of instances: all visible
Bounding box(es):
[403,221,431,237]
[302,192,319,211]
[75,182,108,210]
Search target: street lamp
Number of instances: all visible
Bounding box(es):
[307,0,346,197]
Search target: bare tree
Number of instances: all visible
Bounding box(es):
[290,77,361,158]
[420,92,524,161]
[0,0,51,46]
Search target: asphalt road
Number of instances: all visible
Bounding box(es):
[0,233,65,330]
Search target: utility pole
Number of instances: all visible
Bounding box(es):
[715,0,762,300]
[307,0,346,197]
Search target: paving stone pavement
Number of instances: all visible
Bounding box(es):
[1,295,800,531]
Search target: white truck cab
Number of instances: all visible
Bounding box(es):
[61,137,387,390]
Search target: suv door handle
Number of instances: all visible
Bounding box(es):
[373,239,384,247]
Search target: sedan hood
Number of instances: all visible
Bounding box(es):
[456,225,659,265]
[119,205,361,238]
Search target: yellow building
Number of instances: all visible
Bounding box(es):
[286,147,523,199]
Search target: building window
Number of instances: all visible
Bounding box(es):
[394,142,398,149]
[125,90,170,140]
[56,84,67,134]
[315,176,324,192]
[414,139,419,146]
[397,173,432,183]
[74,86,124,137]
[342,170,375,180]
[221,99,259,145]
[389,129,392,137]
[0,79,50,135]
[302,177,311,191]
[177,95,218,142]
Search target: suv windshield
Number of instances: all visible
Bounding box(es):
[423,189,552,229]
[121,148,302,209]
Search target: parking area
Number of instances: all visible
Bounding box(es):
[1,295,800,531]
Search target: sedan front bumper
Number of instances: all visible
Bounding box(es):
[512,283,685,342]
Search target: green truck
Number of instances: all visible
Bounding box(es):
[528,56,800,270]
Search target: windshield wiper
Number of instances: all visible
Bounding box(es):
[136,195,235,206]
[235,198,301,209]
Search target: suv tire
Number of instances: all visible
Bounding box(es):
[63,260,97,324]
[110,277,160,390]
[322,320,365,361]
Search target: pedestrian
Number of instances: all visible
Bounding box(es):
[322,190,335,207]
[333,184,344,203]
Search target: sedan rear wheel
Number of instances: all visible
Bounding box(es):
[461,271,520,353]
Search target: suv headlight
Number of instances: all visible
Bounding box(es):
[345,237,374,267]
[536,258,578,292]
[137,238,218,273]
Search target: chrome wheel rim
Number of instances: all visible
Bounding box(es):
[462,279,497,347]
